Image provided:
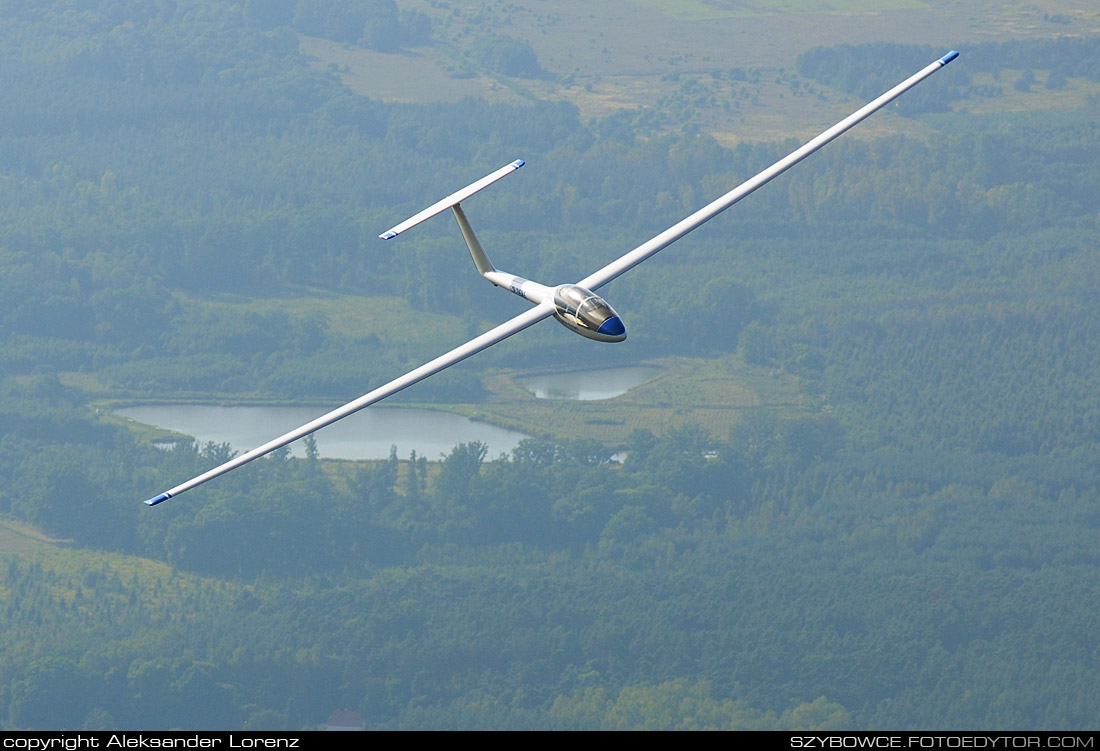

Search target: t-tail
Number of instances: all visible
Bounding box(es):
[380,160,627,342]
[378,159,552,305]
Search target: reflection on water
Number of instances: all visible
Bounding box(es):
[517,366,659,401]
[117,404,528,460]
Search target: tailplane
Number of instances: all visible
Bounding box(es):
[379,159,524,277]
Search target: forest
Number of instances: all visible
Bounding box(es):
[1,0,1099,731]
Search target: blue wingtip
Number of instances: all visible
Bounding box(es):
[512,159,525,169]
[940,50,959,66]
[144,492,171,507]
[379,230,397,240]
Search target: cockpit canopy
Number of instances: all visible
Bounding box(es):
[552,285,626,342]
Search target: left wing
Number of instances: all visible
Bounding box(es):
[144,303,553,505]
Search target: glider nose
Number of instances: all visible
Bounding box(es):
[597,315,626,341]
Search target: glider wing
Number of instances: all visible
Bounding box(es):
[579,51,959,292]
[144,303,553,505]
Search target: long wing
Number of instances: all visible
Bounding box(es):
[143,303,553,505]
[579,50,959,292]
[144,51,957,507]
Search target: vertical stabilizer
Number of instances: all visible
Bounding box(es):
[451,204,495,276]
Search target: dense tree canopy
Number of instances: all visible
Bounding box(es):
[0,1,1098,731]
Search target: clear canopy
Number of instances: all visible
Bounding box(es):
[553,285,618,331]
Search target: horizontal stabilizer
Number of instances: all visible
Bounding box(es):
[379,159,524,240]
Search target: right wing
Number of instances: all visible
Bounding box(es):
[144,302,553,505]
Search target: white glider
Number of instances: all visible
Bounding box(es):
[144,50,958,506]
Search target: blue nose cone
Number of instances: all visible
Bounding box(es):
[597,315,626,339]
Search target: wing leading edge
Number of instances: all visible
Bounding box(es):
[379,159,525,240]
[579,50,959,292]
[143,51,957,506]
[144,303,553,505]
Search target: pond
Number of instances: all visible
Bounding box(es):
[515,365,659,401]
[116,404,529,461]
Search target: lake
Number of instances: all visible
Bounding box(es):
[117,404,529,461]
[118,366,660,460]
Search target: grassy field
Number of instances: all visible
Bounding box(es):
[444,354,801,447]
[0,518,243,657]
[627,0,929,22]
[952,71,1100,115]
[303,0,1100,144]
[0,518,69,555]
[175,288,469,348]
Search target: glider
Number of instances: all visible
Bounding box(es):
[144,50,958,506]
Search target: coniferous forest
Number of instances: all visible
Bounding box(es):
[1,0,1100,731]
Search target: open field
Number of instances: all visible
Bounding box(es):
[442,354,801,447]
[174,288,470,348]
[0,519,69,554]
[953,72,1100,115]
[627,0,927,20]
[304,0,1100,144]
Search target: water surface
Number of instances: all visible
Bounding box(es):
[118,404,528,460]
[516,366,659,400]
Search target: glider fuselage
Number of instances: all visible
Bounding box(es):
[482,270,626,343]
